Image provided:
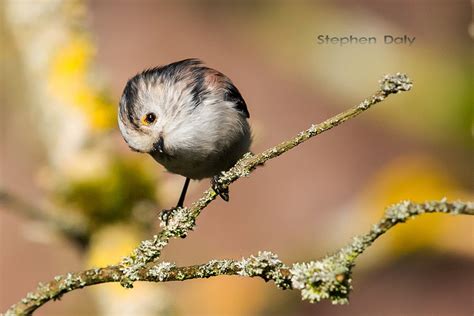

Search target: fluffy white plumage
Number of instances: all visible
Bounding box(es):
[118,59,251,181]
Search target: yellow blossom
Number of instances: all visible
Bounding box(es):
[48,35,115,130]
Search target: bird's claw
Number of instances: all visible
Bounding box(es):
[159,208,175,225]
[211,175,230,202]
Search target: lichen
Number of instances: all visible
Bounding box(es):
[290,256,352,304]
[288,199,473,305]
[147,261,176,281]
[452,200,473,214]
[380,199,473,225]
[160,207,196,238]
[196,260,235,277]
[119,233,170,287]
[357,99,371,110]
[385,200,413,222]
[288,199,472,305]
[307,124,318,136]
[237,251,291,289]
[217,152,255,184]
[175,269,186,281]
[379,73,412,94]
[57,273,86,291]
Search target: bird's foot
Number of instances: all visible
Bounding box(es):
[211,175,230,202]
[159,207,178,226]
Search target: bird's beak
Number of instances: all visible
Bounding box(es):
[152,136,165,154]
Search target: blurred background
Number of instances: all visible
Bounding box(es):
[0,0,472,315]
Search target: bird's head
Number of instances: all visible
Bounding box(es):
[118,59,207,156]
[118,58,250,159]
[118,74,164,155]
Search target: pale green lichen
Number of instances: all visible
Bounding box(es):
[342,235,372,259]
[288,199,473,305]
[357,99,372,110]
[15,272,89,311]
[358,73,412,110]
[160,207,196,238]
[237,251,291,289]
[381,199,473,225]
[452,200,473,214]
[36,283,52,299]
[290,256,352,304]
[119,234,170,287]
[385,200,414,222]
[196,260,235,277]
[25,292,39,302]
[218,152,255,184]
[119,206,201,288]
[175,269,186,281]
[111,273,121,281]
[147,262,176,281]
[379,73,413,94]
[58,273,86,291]
[307,124,318,136]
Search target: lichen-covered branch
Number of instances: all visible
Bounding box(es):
[5,200,472,315]
[117,73,414,286]
[4,73,422,315]
[289,199,474,303]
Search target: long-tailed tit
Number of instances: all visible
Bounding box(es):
[118,59,251,208]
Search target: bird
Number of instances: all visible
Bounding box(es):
[118,59,251,209]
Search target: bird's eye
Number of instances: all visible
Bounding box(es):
[142,112,157,125]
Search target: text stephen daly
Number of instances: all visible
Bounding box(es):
[317,35,415,46]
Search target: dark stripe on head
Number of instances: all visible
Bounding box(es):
[189,70,207,107]
[119,59,249,127]
[153,58,210,108]
[120,79,140,129]
[224,80,250,118]
[143,58,204,84]
[120,58,207,123]
[119,60,204,128]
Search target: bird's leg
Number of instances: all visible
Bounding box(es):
[176,177,190,208]
[211,175,230,202]
[160,177,190,225]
